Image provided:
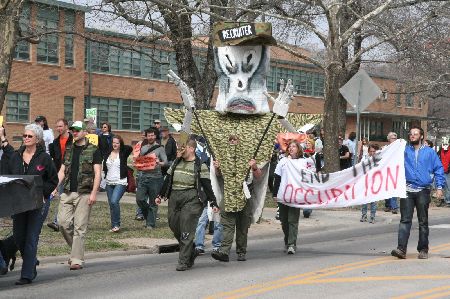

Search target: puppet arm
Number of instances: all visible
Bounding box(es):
[264,79,297,133]
[168,70,196,133]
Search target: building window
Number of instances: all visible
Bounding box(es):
[6,93,29,123]
[405,94,414,108]
[267,66,325,97]
[14,3,31,61]
[37,4,60,64]
[85,96,182,131]
[64,10,75,66]
[396,93,402,107]
[64,96,74,121]
[418,99,423,109]
[369,120,384,141]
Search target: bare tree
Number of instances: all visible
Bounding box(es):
[92,0,235,109]
[0,0,24,112]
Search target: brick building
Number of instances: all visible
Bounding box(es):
[2,0,428,147]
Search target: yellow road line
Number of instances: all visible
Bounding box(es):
[422,290,450,299]
[391,285,450,299]
[206,242,450,299]
[204,256,391,299]
[226,259,393,299]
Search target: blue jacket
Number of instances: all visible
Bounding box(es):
[404,144,445,189]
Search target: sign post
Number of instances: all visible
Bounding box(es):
[339,69,382,164]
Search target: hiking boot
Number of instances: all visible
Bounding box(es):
[287,246,296,255]
[391,248,406,259]
[360,214,367,222]
[176,264,189,271]
[237,253,246,261]
[383,207,391,212]
[391,209,398,214]
[436,199,445,207]
[418,251,428,259]
[211,251,229,262]
[369,216,375,224]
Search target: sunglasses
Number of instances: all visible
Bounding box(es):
[22,134,35,139]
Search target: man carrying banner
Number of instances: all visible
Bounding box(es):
[391,126,445,260]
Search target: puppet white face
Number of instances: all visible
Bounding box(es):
[214,45,270,114]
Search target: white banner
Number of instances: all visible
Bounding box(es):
[276,139,407,208]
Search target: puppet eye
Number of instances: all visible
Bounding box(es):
[225,54,237,74]
[242,50,256,73]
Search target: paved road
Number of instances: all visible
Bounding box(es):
[1,211,450,299]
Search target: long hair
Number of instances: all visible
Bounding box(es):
[288,140,303,159]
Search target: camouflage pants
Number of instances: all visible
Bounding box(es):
[219,201,251,255]
[168,189,204,266]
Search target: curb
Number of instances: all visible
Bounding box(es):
[37,243,179,264]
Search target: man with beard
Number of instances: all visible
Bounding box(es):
[48,119,73,232]
[55,121,102,270]
[437,137,450,207]
[391,126,445,260]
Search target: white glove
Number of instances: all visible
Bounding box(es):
[264,79,294,118]
[167,70,196,110]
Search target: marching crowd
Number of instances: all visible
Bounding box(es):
[0,115,449,284]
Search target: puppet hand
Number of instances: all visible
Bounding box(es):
[168,70,196,109]
[266,79,294,118]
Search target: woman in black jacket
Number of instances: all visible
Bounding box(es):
[0,124,58,285]
[103,135,132,232]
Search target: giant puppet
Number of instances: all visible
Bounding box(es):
[165,22,321,262]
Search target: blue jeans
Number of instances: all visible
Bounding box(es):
[0,250,6,269]
[397,190,431,253]
[195,207,223,250]
[136,176,163,228]
[444,173,450,204]
[12,198,50,280]
[106,184,127,228]
[362,202,377,217]
[385,197,398,210]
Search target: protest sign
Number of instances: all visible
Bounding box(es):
[276,139,406,208]
[86,133,98,146]
[85,108,97,126]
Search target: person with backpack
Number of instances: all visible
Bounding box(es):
[156,138,219,271]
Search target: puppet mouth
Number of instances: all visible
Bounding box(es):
[227,98,255,112]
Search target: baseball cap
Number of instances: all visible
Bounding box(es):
[35,115,45,122]
[69,121,86,131]
[154,119,161,123]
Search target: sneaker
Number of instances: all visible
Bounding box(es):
[391,248,406,259]
[47,222,59,232]
[275,208,280,220]
[287,246,295,255]
[135,216,144,221]
[418,250,428,259]
[109,227,120,233]
[176,264,189,271]
[391,209,398,214]
[369,217,375,224]
[237,253,246,261]
[360,214,367,222]
[212,251,229,262]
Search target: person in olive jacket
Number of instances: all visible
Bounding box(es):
[0,124,58,285]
